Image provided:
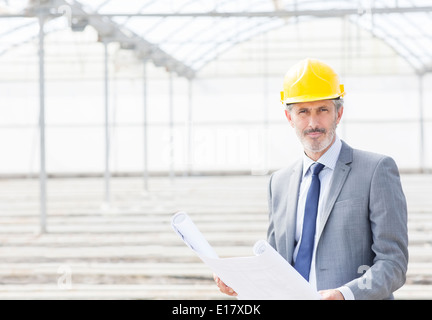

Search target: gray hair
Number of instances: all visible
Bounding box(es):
[286,98,344,112]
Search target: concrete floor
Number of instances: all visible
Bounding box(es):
[0,174,431,299]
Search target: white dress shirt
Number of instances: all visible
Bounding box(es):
[293,135,354,300]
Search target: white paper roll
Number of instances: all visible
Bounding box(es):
[171,211,218,259]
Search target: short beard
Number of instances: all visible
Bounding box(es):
[296,122,337,154]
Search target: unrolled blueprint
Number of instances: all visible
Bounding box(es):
[171,211,321,300]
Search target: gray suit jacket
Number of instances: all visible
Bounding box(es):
[267,141,408,300]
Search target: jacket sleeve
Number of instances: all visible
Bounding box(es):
[345,156,409,299]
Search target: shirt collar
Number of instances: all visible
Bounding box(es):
[302,135,342,177]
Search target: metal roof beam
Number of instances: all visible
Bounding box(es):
[2,6,432,19]
[96,6,432,17]
[6,0,196,79]
[65,1,195,79]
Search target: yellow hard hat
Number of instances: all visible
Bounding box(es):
[280,58,345,105]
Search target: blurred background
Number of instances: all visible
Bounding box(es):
[0,0,431,299]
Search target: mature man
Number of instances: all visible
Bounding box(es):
[215,58,408,300]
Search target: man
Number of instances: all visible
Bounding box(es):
[215,58,408,300]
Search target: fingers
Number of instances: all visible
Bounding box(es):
[213,273,238,296]
[318,289,344,300]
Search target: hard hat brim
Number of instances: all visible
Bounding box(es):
[282,92,345,105]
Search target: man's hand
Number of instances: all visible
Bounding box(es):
[213,274,238,297]
[319,289,345,300]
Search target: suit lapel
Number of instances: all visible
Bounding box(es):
[316,141,353,242]
[285,160,303,264]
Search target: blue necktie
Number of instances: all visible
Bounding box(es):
[295,162,325,281]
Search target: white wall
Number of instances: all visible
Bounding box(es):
[0,70,431,175]
[1,20,431,175]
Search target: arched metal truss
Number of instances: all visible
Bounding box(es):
[1,0,432,77]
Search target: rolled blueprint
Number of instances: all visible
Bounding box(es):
[171,211,218,259]
[253,239,268,255]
